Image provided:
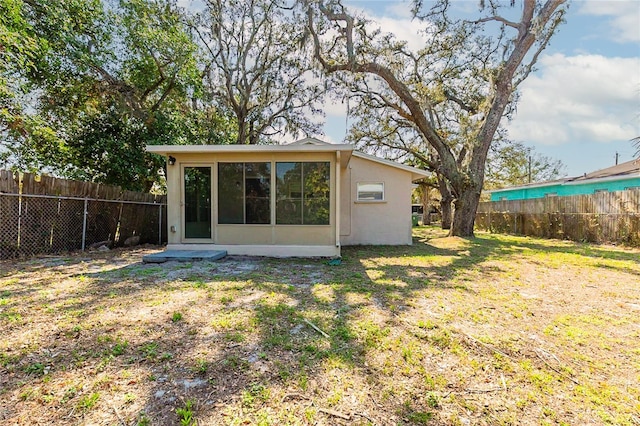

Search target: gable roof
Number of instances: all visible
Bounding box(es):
[352,151,430,182]
[286,139,429,180]
[287,137,330,146]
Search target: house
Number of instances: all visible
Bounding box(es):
[488,160,640,201]
[145,138,430,257]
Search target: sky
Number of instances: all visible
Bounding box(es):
[180,0,640,177]
[319,0,640,177]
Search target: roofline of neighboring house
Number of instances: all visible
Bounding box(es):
[486,179,569,194]
[488,173,640,194]
[563,172,640,186]
[488,159,640,194]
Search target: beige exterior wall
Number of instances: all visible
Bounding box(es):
[164,151,338,255]
[339,155,413,245]
[162,149,417,255]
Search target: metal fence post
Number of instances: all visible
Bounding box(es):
[17,193,22,250]
[81,197,88,251]
[158,204,162,245]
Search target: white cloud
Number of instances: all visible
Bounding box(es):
[382,1,414,19]
[506,53,640,146]
[578,0,640,43]
[373,15,430,51]
[177,0,204,9]
[344,3,430,52]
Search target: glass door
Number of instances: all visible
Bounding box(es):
[184,167,212,239]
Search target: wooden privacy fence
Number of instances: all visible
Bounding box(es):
[475,189,640,246]
[0,170,167,259]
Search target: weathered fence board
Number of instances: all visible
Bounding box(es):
[0,171,167,259]
[477,189,640,246]
[0,170,19,193]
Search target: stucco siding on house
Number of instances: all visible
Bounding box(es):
[147,141,429,256]
[340,155,413,245]
[164,151,338,255]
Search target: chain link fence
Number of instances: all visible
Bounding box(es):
[0,192,167,259]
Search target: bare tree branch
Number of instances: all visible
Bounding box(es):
[469,15,520,29]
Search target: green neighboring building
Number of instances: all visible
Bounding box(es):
[489,160,640,201]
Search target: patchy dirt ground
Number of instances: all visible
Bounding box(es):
[0,228,639,425]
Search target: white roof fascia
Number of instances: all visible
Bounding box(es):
[145,144,430,179]
[487,180,569,194]
[287,137,332,146]
[351,151,430,182]
[146,143,354,155]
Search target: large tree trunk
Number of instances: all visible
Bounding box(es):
[237,120,248,144]
[419,182,431,225]
[450,186,481,237]
[441,197,453,230]
[437,175,453,230]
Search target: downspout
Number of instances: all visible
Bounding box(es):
[335,151,341,257]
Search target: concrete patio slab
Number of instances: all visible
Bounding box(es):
[142,249,227,263]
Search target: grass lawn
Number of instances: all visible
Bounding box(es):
[0,226,639,425]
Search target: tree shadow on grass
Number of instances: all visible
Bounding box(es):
[416,226,640,278]
[2,230,638,424]
[470,230,640,280]
[0,230,534,424]
[2,243,466,424]
[474,229,640,264]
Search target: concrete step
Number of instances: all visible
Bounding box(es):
[142,249,227,263]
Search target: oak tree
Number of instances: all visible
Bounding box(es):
[306,0,568,236]
[1,0,234,190]
[194,0,324,144]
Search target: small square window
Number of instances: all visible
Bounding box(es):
[357,182,384,201]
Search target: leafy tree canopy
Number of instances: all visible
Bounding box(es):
[0,0,41,136]
[192,0,325,144]
[484,139,566,190]
[1,0,236,190]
